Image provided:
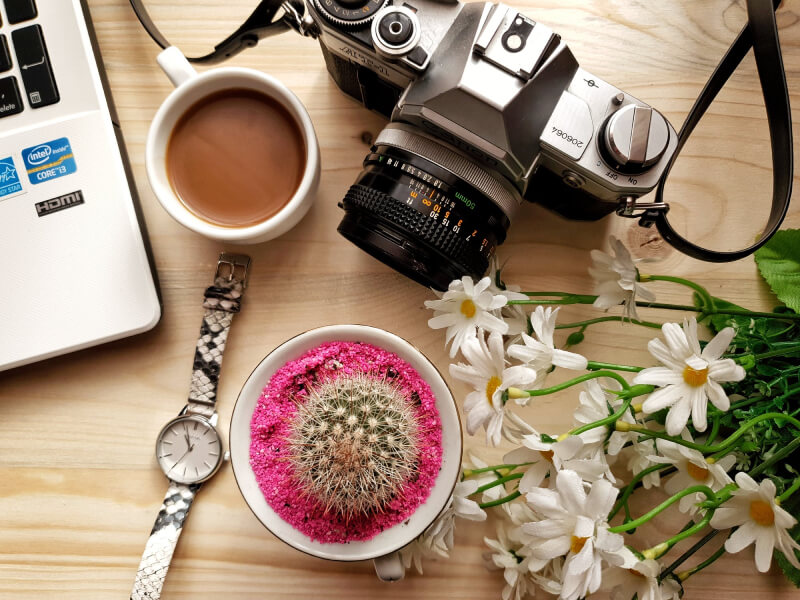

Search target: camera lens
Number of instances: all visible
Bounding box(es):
[337,125,520,290]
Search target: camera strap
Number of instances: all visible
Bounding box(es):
[641,0,792,262]
[127,0,306,64]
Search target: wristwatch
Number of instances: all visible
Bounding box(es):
[131,252,251,600]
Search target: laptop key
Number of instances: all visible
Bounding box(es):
[0,36,11,73]
[0,76,23,118]
[4,0,37,24]
[11,25,58,108]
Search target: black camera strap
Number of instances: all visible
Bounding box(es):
[127,0,305,64]
[644,0,792,262]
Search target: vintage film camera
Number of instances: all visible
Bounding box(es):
[129,0,791,288]
[305,0,678,289]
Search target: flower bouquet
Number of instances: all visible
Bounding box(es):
[401,231,800,600]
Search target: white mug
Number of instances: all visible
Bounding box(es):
[145,47,320,244]
[229,325,463,581]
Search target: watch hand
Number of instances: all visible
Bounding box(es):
[169,447,192,471]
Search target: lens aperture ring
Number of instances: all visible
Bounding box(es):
[342,184,490,277]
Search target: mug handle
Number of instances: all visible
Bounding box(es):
[373,551,405,582]
[157,46,197,87]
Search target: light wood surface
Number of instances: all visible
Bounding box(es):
[2,0,800,597]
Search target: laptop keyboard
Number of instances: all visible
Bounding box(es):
[0,0,59,118]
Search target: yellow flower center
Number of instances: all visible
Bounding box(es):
[682,365,709,387]
[570,536,589,554]
[485,376,502,407]
[540,450,554,462]
[686,461,709,482]
[460,299,477,318]
[628,568,646,578]
[749,500,775,526]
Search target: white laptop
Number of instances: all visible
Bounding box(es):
[0,0,161,371]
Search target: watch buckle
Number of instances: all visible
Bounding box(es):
[216,253,251,288]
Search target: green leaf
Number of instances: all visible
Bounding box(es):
[755,229,800,312]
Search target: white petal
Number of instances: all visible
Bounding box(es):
[476,311,510,335]
[705,379,731,411]
[551,348,589,370]
[647,338,684,371]
[690,385,709,432]
[711,506,746,530]
[531,536,572,560]
[634,367,683,386]
[428,312,457,330]
[556,470,587,515]
[708,359,746,383]
[702,327,736,361]
[683,318,702,356]
[754,527,777,572]
[585,478,618,519]
[641,384,684,413]
[665,396,692,436]
[725,521,758,554]
[662,322,692,360]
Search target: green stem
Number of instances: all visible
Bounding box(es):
[748,346,800,361]
[555,316,663,330]
[472,473,523,495]
[644,275,716,312]
[659,529,721,581]
[586,360,644,373]
[568,395,634,437]
[523,370,631,396]
[609,485,716,534]
[608,464,668,520]
[479,491,521,509]
[627,412,800,455]
[778,478,800,503]
[678,541,727,581]
[463,464,526,478]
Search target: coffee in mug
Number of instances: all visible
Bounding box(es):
[146,47,320,244]
[166,89,307,228]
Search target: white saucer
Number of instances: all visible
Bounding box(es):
[229,324,462,562]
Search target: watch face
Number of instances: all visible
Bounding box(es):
[156,415,223,484]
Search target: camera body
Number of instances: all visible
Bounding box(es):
[308,0,678,288]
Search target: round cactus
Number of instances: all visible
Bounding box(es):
[286,372,421,519]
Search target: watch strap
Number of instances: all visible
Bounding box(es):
[130,482,200,600]
[186,254,251,418]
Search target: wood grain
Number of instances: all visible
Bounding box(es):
[2,0,800,598]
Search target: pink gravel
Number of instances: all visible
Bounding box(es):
[249,341,443,544]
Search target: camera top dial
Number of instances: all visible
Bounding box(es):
[312,0,388,28]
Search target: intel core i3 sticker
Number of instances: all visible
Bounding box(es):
[0,156,22,198]
[22,137,77,185]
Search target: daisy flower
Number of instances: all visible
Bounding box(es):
[449,332,538,446]
[633,318,745,436]
[573,379,636,457]
[649,437,735,515]
[589,236,655,321]
[504,432,606,492]
[602,547,661,600]
[710,472,800,573]
[507,306,588,379]
[521,470,625,600]
[625,439,662,489]
[425,276,509,358]
[453,479,487,522]
[483,525,539,600]
[659,577,684,600]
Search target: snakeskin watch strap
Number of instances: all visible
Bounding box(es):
[131,253,250,600]
[186,254,251,418]
[131,482,199,600]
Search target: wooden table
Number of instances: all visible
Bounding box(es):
[2,0,800,597]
